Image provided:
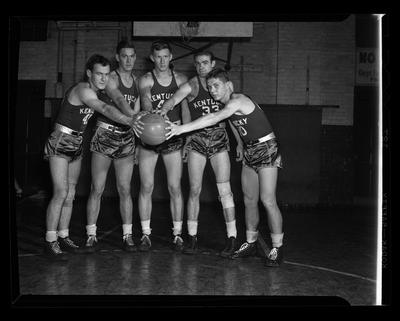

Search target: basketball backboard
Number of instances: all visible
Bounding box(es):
[132,22,253,38]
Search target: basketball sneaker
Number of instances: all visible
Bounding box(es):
[138,234,152,252]
[265,246,284,267]
[230,241,257,259]
[122,234,137,252]
[172,235,184,252]
[182,235,198,255]
[220,236,237,258]
[44,241,67,260]
[58,236,80,253]
[79,235,98,254]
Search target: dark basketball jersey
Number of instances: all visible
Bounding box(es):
[150,71,181,123]
[55,85,94,132]
[115,70,139,107]
[97,71,139,129]
[229,95,273,143]
[188,76,224,129]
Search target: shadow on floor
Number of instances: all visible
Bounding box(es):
[11,194,379,306]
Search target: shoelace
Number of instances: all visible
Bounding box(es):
[63,237,78,247]
[86,235,97,245]
[268,248,278,260]
[141,235,151,245]
[173,235,183,244]
[123,234,132,240]
[237,242,250,252]
[51,241,63,254]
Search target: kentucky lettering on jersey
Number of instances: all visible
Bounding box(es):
[229,95,273,143]
[231,117,248,127]
[55,85,94,132]
[124,94,137,106]
[79,107,93,115]
[96,71,139,129]
[150,71,181,123]
[188,76,223,128]
[150,92,174,106]
[192,98,219,109]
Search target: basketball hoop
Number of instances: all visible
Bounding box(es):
[179,22,200,43]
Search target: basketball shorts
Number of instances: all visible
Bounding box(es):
[90,126,135,160]
[139,136,184,155]
[186,126,230,159]
[44,129,83,162]
[243,138,283,173]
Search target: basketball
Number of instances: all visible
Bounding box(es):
[138,113,168,145]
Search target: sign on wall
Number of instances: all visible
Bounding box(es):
[356,47,379,86]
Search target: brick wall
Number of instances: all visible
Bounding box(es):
[18,18,355,125]
[15,17,357,204]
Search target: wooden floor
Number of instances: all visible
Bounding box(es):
[10,192,380,307]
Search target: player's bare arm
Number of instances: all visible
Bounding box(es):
[78,86,133,126]
[166,99,240,139]
[138,73,154,112]
[160,81,193,116]
[181,98,191,124]
[132,76,141,115]
[175,70,188,87]
[228,120,243,161]
[105,72,135,117]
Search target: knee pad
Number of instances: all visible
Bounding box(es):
[216,182,234,209]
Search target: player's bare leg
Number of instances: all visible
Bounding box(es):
[162,150,184,251]
[137,146,158,251]
[210,151,237,257]
[114,154,135,251]
[231,164,259,259]
[184,151,207,254]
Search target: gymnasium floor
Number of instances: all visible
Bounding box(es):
[11,192,379,307]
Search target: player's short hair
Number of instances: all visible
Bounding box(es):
[194,51,215,62]
[83,54,110,81]
[206,68,230,83]
[116,39,136,54]
[151,40,172,53]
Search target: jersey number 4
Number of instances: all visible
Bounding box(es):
[82,113,93,125]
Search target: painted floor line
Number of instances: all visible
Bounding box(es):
[18,251,375,283]
[18,253,39,257]
[17,228,376,284]
[284,260,376,283]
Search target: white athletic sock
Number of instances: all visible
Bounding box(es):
[45,231,58,243]
[122,224,133,237]
[57,229,69,239]
[271,232,284,248]
[86,224,97,236]
[141,220,151,235]
[187,220,198,236]
[225,220,237,238]
[172,221,183,236]
[246,230,258,243]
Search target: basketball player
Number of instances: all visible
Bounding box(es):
[43,54,137,259]
[82,40,144,253]
[166,68,284,267]
[137,40,190,251]
[160,51,239,257]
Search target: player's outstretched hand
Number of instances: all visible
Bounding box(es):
[130,111,147,137]
[165,121,182,140]
[158,108,169,118]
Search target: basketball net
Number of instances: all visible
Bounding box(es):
[179,22,200,43]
